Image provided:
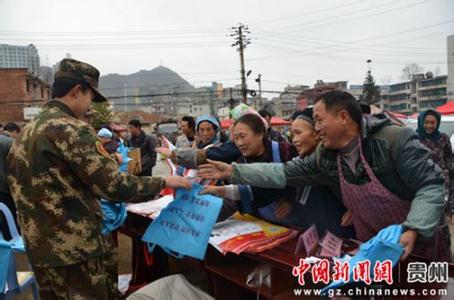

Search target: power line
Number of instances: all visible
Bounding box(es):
[253,41,443,58]
[272,0,397,32]
[250,0,363,26]
[282,0,428,33]
[254,29,445,52]
[0,28,227,36]
[99,77,241,92]
[248,19,454,61]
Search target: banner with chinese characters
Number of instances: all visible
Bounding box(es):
[142,183,222,260]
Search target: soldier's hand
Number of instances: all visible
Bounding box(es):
[165,176,191,190]
[197,159,233,180]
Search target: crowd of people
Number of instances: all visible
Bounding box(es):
[0,57,453,299]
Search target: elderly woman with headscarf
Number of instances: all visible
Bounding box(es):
[194,115,221,149]
[289,108,355,237]
[417,109,454,225]
[157,114,242,168]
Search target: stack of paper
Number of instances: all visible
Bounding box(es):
[209,213,299,255]
[126,195,174,219]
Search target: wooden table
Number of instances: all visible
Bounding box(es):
[119,211,170,292]
[123,211,454,299]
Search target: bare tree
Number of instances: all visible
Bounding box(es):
[400,63,424,80]
[433,66,441,76]
[379,75,393,86]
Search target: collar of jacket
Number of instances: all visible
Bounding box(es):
[45,100,78,118]
[132,130,146,143]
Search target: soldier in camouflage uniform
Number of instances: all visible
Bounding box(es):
[6,58,191,299]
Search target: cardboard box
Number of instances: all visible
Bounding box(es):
[128,148,142,175]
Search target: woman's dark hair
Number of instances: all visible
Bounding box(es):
[234,113,267,137]
[314,90,362,126]
[51,78,90,98]
[295,107,315,127]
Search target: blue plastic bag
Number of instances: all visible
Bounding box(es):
[117,142,131,174]
[321,224,404,295]
[142,183,223,260]
[100,200,127,235]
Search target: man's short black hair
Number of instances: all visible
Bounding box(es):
[314,90,362,126]
[4,122,20,133]
[259,109,272,119]
[181,116,196,131]
[51,78,90,98]
[128,119,142,128]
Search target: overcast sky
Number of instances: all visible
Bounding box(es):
[1,0,453,95]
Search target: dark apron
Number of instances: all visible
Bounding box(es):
[337,140,450,262]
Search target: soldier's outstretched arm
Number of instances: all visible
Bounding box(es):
[57,125,189,203]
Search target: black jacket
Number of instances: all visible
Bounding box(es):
[128,130,157,174]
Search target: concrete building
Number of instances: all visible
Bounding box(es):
[314,80,347,90]
[348,84,364,101]
[383,73,448,114]
[447,35,454,99]
[417,75,448,109]
[0,44,40,76]
[272,85,310,118]
[176,102,211,117]
[0,68,50,123]
[384,81,412,114]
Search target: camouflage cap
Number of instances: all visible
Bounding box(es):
[54,58,107,102]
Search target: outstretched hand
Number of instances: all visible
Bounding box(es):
[164,176,191,190]
[399,229,418,261]
[200,185,226,198]
[197,159,233,180]
[156,147,172,157]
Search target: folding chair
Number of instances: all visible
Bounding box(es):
[0,202,39,300]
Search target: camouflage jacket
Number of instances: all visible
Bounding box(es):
[7,100,165,267]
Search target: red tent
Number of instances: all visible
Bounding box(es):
[436,101,454,115]
[409,112,419,119]
[220,119,233,129]
[270,116,289,126]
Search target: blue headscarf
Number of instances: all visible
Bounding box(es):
[417,109,441,141]
[195,115,221,148]
[196,115,221,131]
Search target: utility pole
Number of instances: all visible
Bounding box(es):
[229,88,235,110]
[231,24,251,104]
[209,84,216,117]
[255,74,262,110]
[123,83,128,112]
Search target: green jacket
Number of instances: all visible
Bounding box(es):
[7,100,165,267]
[231,117,446,239]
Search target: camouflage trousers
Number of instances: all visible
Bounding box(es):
[32,250,124,300]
